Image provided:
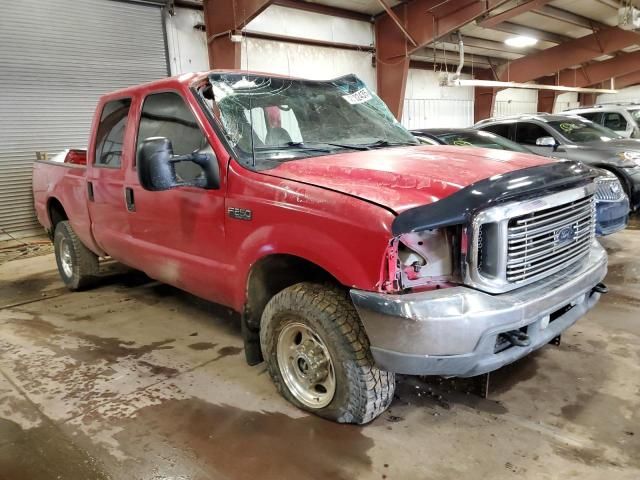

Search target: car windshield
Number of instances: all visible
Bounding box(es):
[547,118,622,142]
[629,108,640,122]
[435,130,530,153]
[198,73,418,169]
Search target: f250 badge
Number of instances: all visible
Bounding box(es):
[228,207,252,221]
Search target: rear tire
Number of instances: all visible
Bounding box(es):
[260,282,395,424]
[53,221,99,290]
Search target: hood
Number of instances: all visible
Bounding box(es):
[577,138,640,152]
[268,145,553,213]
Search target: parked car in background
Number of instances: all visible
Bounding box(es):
[33,71,609,424]
[474,114,640,211]
[412,128,630,236]
[564,104,640,139]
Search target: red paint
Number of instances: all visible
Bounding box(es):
[33,71,553,313]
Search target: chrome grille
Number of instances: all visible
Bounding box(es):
[594,176,625,202]
[506,195,596,283]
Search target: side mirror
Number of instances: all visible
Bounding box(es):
[138,137,219,191]
[535,136,557,147]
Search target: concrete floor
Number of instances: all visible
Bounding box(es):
[0,221,639,480]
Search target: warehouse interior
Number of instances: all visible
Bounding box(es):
[1,0,639,479]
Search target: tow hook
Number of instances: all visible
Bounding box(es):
[503,330,531,347]
[591,283,608,295]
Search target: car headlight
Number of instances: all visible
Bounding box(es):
[380,230,454,292]
[617,151,640,166]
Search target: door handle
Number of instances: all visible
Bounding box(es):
[87,181,94,201]
[124,187,135,212]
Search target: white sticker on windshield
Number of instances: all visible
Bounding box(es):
[342,88,373,105]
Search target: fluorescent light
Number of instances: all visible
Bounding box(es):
[449,78,618,94]
[504,36,538,47]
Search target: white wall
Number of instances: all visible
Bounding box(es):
[241,38,376,89]
[241,5,375,89]
[494,87,538,117]
[165,7,209,75]
[554,92,579,112]
[597,85,640,104]
[245,5,373,47]
[402,69,474,128]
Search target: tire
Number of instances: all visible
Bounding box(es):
[260,282,395,424]
[53,221,99,291]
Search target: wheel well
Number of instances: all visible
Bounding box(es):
[48,198,68,236]
[244,254,338,328]
[241,254,340,365]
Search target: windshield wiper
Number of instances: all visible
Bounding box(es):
[359,140,417,149]
[254,142,333,153]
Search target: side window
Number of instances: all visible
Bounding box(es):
[137,92,212,182]
[514,122,550,145]
[602,112,627,131]
[579,112,600,122]
[95,98,131,168]
[480,123,511,139]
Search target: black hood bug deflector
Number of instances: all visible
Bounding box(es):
[392,160,599,235]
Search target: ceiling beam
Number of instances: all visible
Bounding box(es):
[612,70,640,90]
[440,33,537,55]
[496,26,640,83]
[540,51,640,88]
[533,5,606,30]
[203,0,272,69]
[375,0,511,118]
[478,0,553,28]
[485,21,571,44]
[271,0,372,22]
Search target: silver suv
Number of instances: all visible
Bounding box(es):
[564,104,640,139]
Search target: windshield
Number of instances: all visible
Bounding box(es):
[199,73,418,169]
[547,118,622,143]
[435,130,530,153]
[629,108,640,122]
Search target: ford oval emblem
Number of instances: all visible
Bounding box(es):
[556,226,575,245]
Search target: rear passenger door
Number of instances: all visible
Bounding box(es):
[86,97,135,262]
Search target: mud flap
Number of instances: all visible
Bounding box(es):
[241,313,263,366]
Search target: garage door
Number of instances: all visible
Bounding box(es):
[0,0,169,239]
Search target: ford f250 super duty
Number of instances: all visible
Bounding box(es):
[33,71,608,424]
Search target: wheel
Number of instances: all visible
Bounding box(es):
[53,221,99,290]
[260,282,395,424]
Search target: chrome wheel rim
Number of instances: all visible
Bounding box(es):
[276,321,336,409]
[60,238,73,278]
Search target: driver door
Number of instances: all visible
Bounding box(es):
[125,91,228,304]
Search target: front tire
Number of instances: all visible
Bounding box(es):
[53,221,99,290]
[260,282,395,424]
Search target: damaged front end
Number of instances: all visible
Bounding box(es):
[379,228,459,293]
[378,160,599,294]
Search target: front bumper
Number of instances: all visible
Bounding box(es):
[350,242,607,377]
[596,197,629,236]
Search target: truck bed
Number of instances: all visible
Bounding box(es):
[32,160,98,255]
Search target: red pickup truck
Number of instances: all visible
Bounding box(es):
[33,71,608,424]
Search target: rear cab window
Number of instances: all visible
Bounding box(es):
[94,98,132,168]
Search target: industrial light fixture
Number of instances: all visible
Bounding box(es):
[504,36,538,47]
[447,78,618,94]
